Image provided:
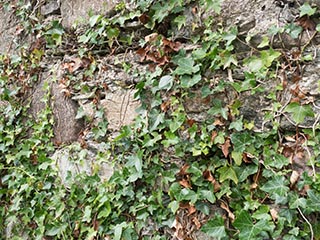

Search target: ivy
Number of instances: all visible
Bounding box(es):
[1,0,320,239]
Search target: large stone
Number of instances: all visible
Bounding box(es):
[28,63,84,144]
[51,142,113,186]
[0,6,26,55]
[60,0,119,28]
[101,89,140,131]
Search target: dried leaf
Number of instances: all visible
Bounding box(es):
[136,48,147,62]
[186,118,195,127]
[297,16,316,30]
[192,217,201,230]
[179,178,192,189]
[220,201,235,221]
[270,208,278,222]
[172,218,184,240]
[179,164,190,176]
[139,13,150,24]
[161,100,171,112]
[221,138,231,158]
[145,33,159,43]
[211,131,218,143]
[180,202,197,216]
[290,170,300,187]
[203,170,214,182]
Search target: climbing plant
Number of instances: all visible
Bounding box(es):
[1,0,320,239]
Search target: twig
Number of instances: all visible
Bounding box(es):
[297,207,314,240]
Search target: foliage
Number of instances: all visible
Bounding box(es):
[1,0,320,239]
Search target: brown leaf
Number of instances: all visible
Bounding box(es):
[178,164,190,176]
[161,100,171,112]
[186,118,195,127]
[192,217,201,230]
[221,138,231,158]
[203,170,215,182]
[270,208,278,222]
[211,131,218,143]
[139,13,150,24]
[297,16,316,31]
[145,33,159,43]
[172,218,184,240]
[179,178,192,189]
[180,202,196,216]
[220,201,235,221]
[213,118,225,126]
[290,170,300,187]
[136,48,147,62]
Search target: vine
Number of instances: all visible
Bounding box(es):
[1,0,320,239]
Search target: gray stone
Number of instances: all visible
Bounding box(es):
[60,0,119,28]
[51,142,113,186]
[40,0,61,16]
[28,62,84,144]
[101,89,140,131]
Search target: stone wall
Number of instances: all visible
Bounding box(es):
[1,0,320,238]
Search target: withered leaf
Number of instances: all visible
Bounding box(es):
[139,13,150,24]
[221,138,231,158]
[297,16,316,31]
[220,201,235,221]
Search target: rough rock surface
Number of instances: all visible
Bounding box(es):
[60,0,119,28]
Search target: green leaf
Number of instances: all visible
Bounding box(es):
[89,14,101,27]
[233,211,274,240]
[246,57,264,72]
[285,23,303,39]
[284,102,314,124]
[223,27,238,46]
[299,3,317,17]
[260,175,289,197]
[174,15,186,30]
[317,24,320,32]
[174,57,200,75]
[180,74,202,88]
[218,166,238,184]
[230,132,254,153]
[234,164,258,182]
[158,75,173,90]
[306,190,320,212]
[114,223,126,240]
[260,49,281,67]
[231,151,243,166]
[264,152,289,169]
[257,36,270,48]
[201,215,227,239]
[168,200,179,214]
[289,193,306,209]
[200,190,216,203]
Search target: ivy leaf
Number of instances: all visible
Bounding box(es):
[158,75,173,90]
[201,215,227,239]
[233,211,274,240]
[260,49,281,67]
[260,175,289,197]
[299,3,317,17]
[284,102,314,124]
[180,74,202,88]
[230,132,254,153]
[317,24,320,32]
[246,56,264,72]
[175,57,200,75]
[306,190,320,212]
[257,36,270,48]
[289,193,307,209]
[218,166,238,184]
[89,15,101,27]
[174,15,186,30]
[200,190,216,203]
